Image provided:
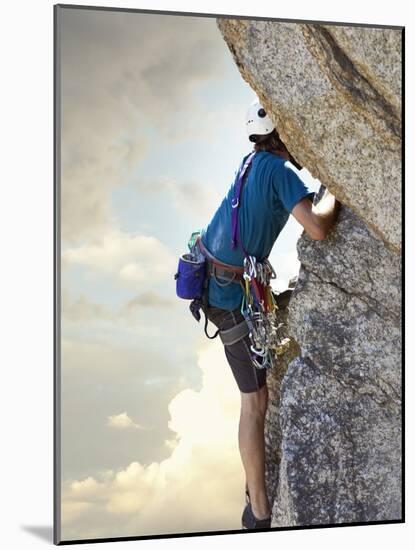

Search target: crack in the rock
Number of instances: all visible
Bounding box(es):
[377,374,401,403]
[299,263,400,325]
[302,25,401,141]
[293,267,401,408]
[297,353,400,411]
[328,366,400,411]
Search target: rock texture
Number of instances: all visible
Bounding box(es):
[273,205,401,526]
[264,289,300,509]
[217,18,402,526]
[217,19,402,250]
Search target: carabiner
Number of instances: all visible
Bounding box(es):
[250,343,267,357]
[264,258,277,280]
[248,256,257,279]
[252,353,269,369]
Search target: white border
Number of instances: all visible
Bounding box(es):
[1,1,411,548]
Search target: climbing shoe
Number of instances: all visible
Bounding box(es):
[241,501,271,530]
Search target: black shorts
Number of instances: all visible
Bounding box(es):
[205,304,267,394]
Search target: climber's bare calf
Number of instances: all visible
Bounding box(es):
[239,384,270,520]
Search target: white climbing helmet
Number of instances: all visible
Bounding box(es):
[245,97,275,142]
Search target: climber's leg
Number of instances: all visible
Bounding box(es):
[239,383,270,520]
[203,305,270,520]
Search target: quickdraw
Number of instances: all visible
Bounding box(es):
[239,255,290,369]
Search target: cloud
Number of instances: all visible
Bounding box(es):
[60,9,227,242]
[107,412,148,431]
[60,335,191,482]
[62,288,115,321]
[123,291,175,310]
[136,177,222,222]
[61,340,246,540]
[61,501,94,526]
[62,287,176,330]
[62,229,176,286]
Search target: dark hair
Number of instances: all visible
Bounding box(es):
[252,129,303,170]
[252,129,288,154]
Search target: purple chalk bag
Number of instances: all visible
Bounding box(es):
[175,253,206,300]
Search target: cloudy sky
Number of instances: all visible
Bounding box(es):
[58,6,320,541]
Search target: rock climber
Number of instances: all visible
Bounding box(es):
[198,97,340,530]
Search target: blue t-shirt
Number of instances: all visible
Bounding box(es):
[200,150,314,311]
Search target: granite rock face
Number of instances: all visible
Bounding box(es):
[217,18,402,526]
[217,19,402,250]
[264,290,300,510]
[273,205,401,526]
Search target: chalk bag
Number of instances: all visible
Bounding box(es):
[175,253,206,300]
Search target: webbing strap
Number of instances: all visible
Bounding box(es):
[231,152,256,250]
[219,319,250,347]
[206,261,243,286]
[197,237,244,274]
[201,280,220,339]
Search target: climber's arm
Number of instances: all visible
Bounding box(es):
[291,188,340,241]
